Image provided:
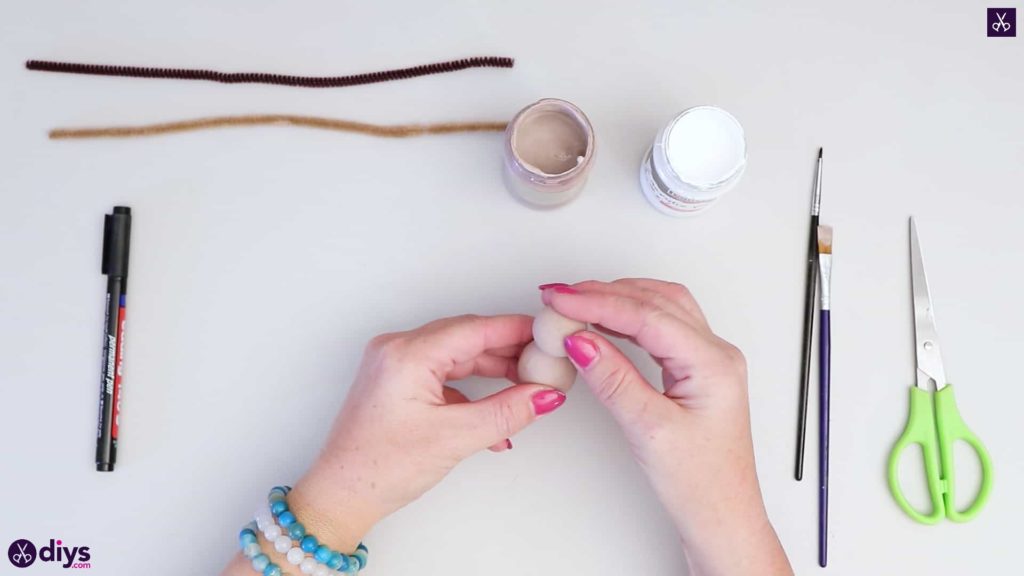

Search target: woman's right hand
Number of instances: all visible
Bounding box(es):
[541,279,792,576]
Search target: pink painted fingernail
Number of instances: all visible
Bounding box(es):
[538,283,569,290]
[540,284,578,305]
[564,333,598,369]
[531,389,566,416]
[505,438,513,450]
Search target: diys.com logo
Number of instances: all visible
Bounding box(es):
[7,538,91,569]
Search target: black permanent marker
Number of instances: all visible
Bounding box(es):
[96,206,130,472]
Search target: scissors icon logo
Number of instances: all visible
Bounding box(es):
[993,12,1010,31]
[7,539,37,567]
[988,7,1017,36]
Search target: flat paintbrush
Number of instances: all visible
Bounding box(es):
[817,225,834,568]
[795,147,823,481]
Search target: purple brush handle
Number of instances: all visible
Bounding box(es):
[818,309,831,568]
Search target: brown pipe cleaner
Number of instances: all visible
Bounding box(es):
[26,57,514,88]
[49,115,508,140]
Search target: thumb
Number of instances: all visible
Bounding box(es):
[449,384,566,455]
[564,331,673,427]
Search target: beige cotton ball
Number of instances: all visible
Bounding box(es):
[531,306,586,357]
[517,342,577,392]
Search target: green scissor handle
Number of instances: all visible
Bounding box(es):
[887,385,993,524]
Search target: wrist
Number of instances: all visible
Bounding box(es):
[678,506,790,576]
[289,460,381,554]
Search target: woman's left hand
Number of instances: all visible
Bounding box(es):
[286,314,566,553]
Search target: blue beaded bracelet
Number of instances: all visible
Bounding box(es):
[239,522,290,576]
[266,486,367,572]
[253,485,369,575]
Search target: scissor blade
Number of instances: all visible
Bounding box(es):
[910,218,947,389]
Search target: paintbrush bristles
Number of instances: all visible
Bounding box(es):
[817,225,834,255]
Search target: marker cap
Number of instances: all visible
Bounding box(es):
[102,206,131,280]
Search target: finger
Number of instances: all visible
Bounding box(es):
[448,354,518,381]
[545,286,710,363]
[559,279,707,331]
[487,343,530,358]
[488,438,514,453]
[443,386,512,452]
[609,278,709,329]
[592,324,632,340]
[565,278,692,325]
[564,330,675,427]
[442,386,470,404]
[542,282,698,351]
[447,384,566,455]
[406,314,534,368]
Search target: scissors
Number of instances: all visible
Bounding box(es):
[887,218,993,524]
[993,12,1011,32]
[11,542,33,565]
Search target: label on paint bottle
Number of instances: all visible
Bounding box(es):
[640,148,717,215]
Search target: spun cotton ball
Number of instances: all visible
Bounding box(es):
[532,306,586,357]
[517,342,577,392]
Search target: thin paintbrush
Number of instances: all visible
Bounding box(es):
[816,225,834,568]
[795,147,823,481]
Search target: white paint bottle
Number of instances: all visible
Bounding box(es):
[640,106,746,216]
[503,98,595,208]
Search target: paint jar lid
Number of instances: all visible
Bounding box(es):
[658,106,746,194]
[503,98,595,208]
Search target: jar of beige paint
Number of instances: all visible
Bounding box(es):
[503,99,595,208]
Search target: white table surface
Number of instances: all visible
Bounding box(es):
[2,1,1022,574]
